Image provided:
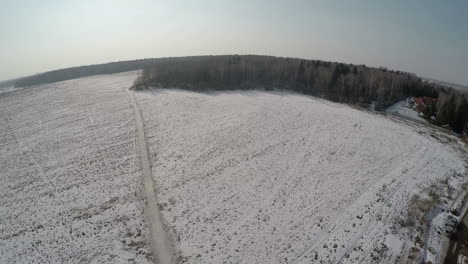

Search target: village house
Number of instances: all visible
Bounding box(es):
[413,96,437,113]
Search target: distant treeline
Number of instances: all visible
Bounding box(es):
[12,55,467,134]
[0,78,19,89]
[13,58,166,87]
[134,55,467,134]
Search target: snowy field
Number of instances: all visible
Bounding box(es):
[1,72,467,264]
[0,72,153,263]
[136,89,466,263]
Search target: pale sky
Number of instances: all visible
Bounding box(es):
[1,0,467,85]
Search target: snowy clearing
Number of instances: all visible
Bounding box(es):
[136,89,466,263]
[386,99,427,123]
[0,72,153,263]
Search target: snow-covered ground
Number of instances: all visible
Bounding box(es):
[0,85,24,95]
[1,72,466,264]
[136,89,466,263]
[0,72,153,263]
[386,99,427,123]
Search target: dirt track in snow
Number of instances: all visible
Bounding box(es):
[0,71,153,263]
[128,90,176,264]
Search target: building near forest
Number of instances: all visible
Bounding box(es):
[414,97,437,113]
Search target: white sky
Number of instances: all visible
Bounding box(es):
[1,0,467,85]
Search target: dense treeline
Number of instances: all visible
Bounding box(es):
[0,78,20,89]
[134,55,467,134]
[435,88,468,133]
[134,55,439,109]
[14,58,166,87]
[12,55,467,134]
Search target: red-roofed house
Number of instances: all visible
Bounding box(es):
[414,97,437,113]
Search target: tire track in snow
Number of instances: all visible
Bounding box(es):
[292,146,428,264]
[128,90,176,264]
[335,148,428,263]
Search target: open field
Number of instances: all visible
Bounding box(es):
[136,88,466,263]
[0,72,466,263]
[0,72,153,263]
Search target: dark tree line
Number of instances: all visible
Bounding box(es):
[436,88,468,133]
[0,78,18,89]
[134,55,441,108]
[134,55,467,134]
[13,58,168,87]
[13,55,467,134]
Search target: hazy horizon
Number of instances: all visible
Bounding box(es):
[1,0,467,85]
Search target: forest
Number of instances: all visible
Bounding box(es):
[133,55,467,134]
